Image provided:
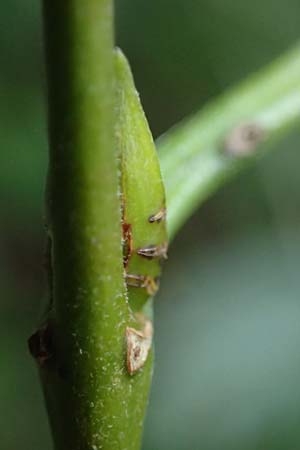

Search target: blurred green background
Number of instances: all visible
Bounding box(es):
[1,1,300,449]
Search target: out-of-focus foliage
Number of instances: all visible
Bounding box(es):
[1,1,300,449]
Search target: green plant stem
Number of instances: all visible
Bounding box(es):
[157,44,300,240]
[41,2,150,450]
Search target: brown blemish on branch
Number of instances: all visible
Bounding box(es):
[122,222,133,267]
[126,318,153,375]
[224,122,265,156]
[148,207,167,223]
[126,273,159,296]
[28,322,53,367]
[137,242,168,260]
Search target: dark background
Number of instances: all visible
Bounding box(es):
[1,1,300,449]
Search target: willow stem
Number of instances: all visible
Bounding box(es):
[157,44,300,240]
[38,2,149,449]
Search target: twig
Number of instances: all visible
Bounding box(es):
[157,44,300,239]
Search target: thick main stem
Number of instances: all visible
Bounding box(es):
[40,2,150,450]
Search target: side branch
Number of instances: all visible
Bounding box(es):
[157,44,300,239]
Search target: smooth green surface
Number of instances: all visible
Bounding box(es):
[115,49,168,312]
[158,44,300,239]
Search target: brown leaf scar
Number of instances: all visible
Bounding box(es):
[28,322,52,367]
[126,273,159,295]
[126,318,153,375]
[148,207,167,223]
[137,242,168,260]
[224,122,265,157]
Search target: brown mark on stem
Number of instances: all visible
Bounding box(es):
[28,322,53,367]
[148,207,167,223]
[137,242,168,260]
[120,191,133,267]
[126,317,153,375]
[122,222,133,267]
[126,273,159,296]
[224,122,265,157]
